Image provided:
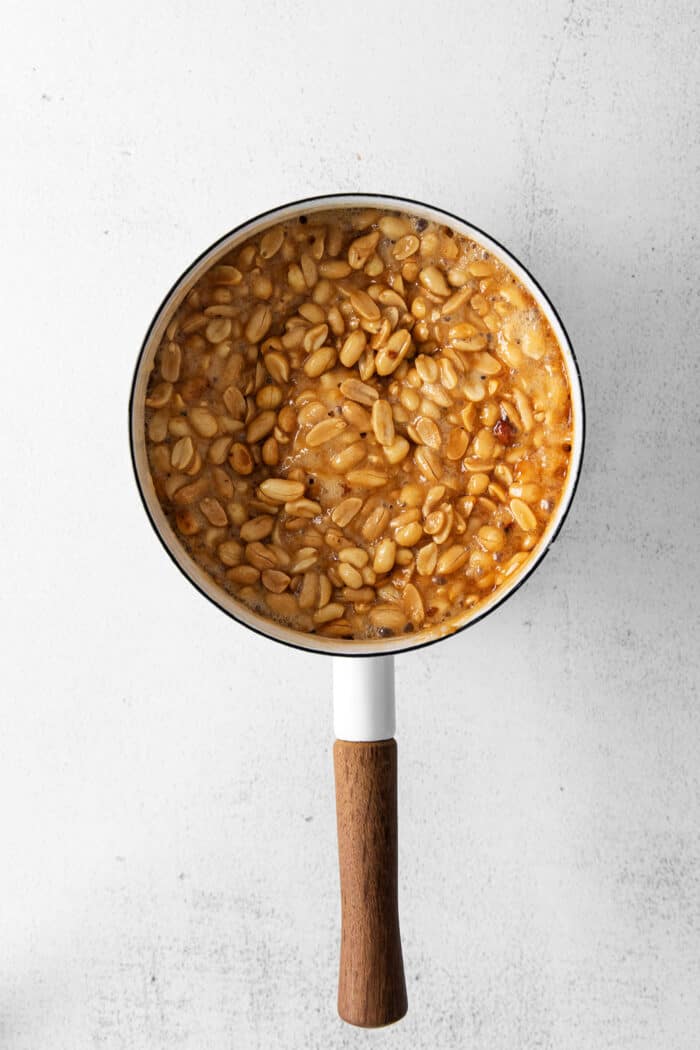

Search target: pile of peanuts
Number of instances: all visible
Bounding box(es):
[144,208,572,640]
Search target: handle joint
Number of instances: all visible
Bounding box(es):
[332,655,395,741]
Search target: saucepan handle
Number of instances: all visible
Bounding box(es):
[332,656,407,1028]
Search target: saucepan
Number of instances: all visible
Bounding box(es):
[129,193,585,1027]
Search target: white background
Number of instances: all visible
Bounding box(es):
[2,1,699,1047]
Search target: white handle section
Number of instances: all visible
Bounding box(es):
[333,655,395,742]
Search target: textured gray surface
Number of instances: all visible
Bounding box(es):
[2,1,699,1047]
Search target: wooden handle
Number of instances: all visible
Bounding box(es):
[333,738,407,1027]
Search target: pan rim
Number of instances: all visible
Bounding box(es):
[129,191,586,658]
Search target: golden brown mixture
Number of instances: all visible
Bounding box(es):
[144,208,572,640]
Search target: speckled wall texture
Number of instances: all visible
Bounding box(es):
[2,1,699,1047]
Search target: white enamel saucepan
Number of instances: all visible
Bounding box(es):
[129,193,585,1028]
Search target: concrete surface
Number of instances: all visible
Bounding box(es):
[2,1,699,1047]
